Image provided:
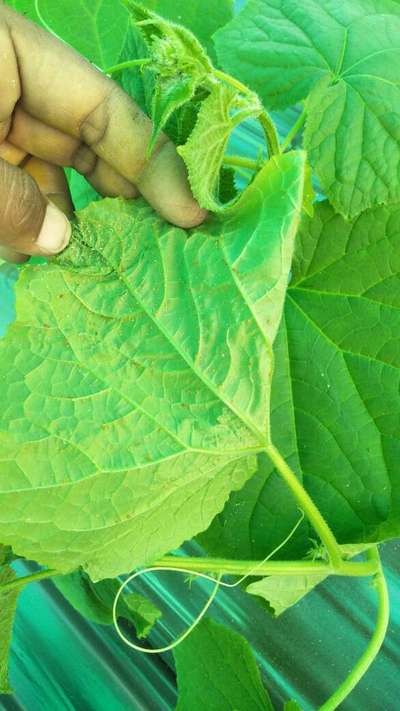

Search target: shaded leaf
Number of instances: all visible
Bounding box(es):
[0,152,306,580]
[174,618,274,711]
[36,0,129,69]
[246,574,327,616]
[54,569,161,638]
[149,75,196,154]
[214,0,400,217]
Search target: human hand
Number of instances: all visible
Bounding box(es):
[0,5,206,263]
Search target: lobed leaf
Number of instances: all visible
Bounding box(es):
[214,0,400,218]
[0,153,306,580]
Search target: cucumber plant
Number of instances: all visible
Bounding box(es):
[1,1,400,708]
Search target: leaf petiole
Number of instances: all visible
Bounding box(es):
[153,556,378,579]
[223,155,260,171]
[105,57,152,75]
[281,106,307,152]
[266,444,344,569]
[0,568,59,594]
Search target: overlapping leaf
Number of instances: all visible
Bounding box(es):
[214,0,400,218]
[54,569,161,638]
[0,152,306,580]
[203,200,400,561]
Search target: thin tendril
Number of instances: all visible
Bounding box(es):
[112,511,305,654]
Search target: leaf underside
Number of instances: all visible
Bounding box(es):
[214,0,400,218]
[0,153,305,579]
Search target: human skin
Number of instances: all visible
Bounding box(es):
[0,4,206,263]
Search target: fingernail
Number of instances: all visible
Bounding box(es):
[36,203,71,255]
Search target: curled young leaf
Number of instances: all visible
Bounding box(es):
[178,83,262,211]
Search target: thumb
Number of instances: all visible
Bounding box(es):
[0,157,71,258]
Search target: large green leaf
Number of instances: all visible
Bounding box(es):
[0,152,306,580]
[214,0,400,218]
[203,199,400,561]
[54,569,161,638]
[174,618,274,711]
[0,567,19,694]
[34,0,129,69]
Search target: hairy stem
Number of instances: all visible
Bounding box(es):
[154,556,378,578]
[223,155,260,171]
[0,568,59,594]
[258,111,281,157]
[319,547,389,711]
[213,68,254,97]
[266,444,344,568]
[213,70,279,157]
[105,58,152,75]
[281,106,307,152]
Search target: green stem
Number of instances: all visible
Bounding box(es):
[105,58,152,75]
[213,68,254,97]
[154,556,378,579]
[0,568,58,594]
[258,111,281,157]
[223,155,260,171]
[319,547,389,711]
[281,106,307,152]
[266,444,344,568]
[213,70,279,157]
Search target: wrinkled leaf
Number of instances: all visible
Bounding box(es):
[174,618,274,711]
[178,83,262,211]
[202,199,400,560]
[0,567,19,694]
[138,0,233,61]
[125,1,212,79]
[54,569,161,638]
[246,574,327,616]
[0,152,306,580]
[214,0,400,218]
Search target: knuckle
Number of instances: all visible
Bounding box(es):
[72,144,98,176]
[0,161,41,239]
[78,86,118,150]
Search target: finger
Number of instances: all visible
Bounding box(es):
[0,157,71,258]
[0,139,27,166]
[1,6,207,228]
[8,107,139,198]
[24,156,74,218]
